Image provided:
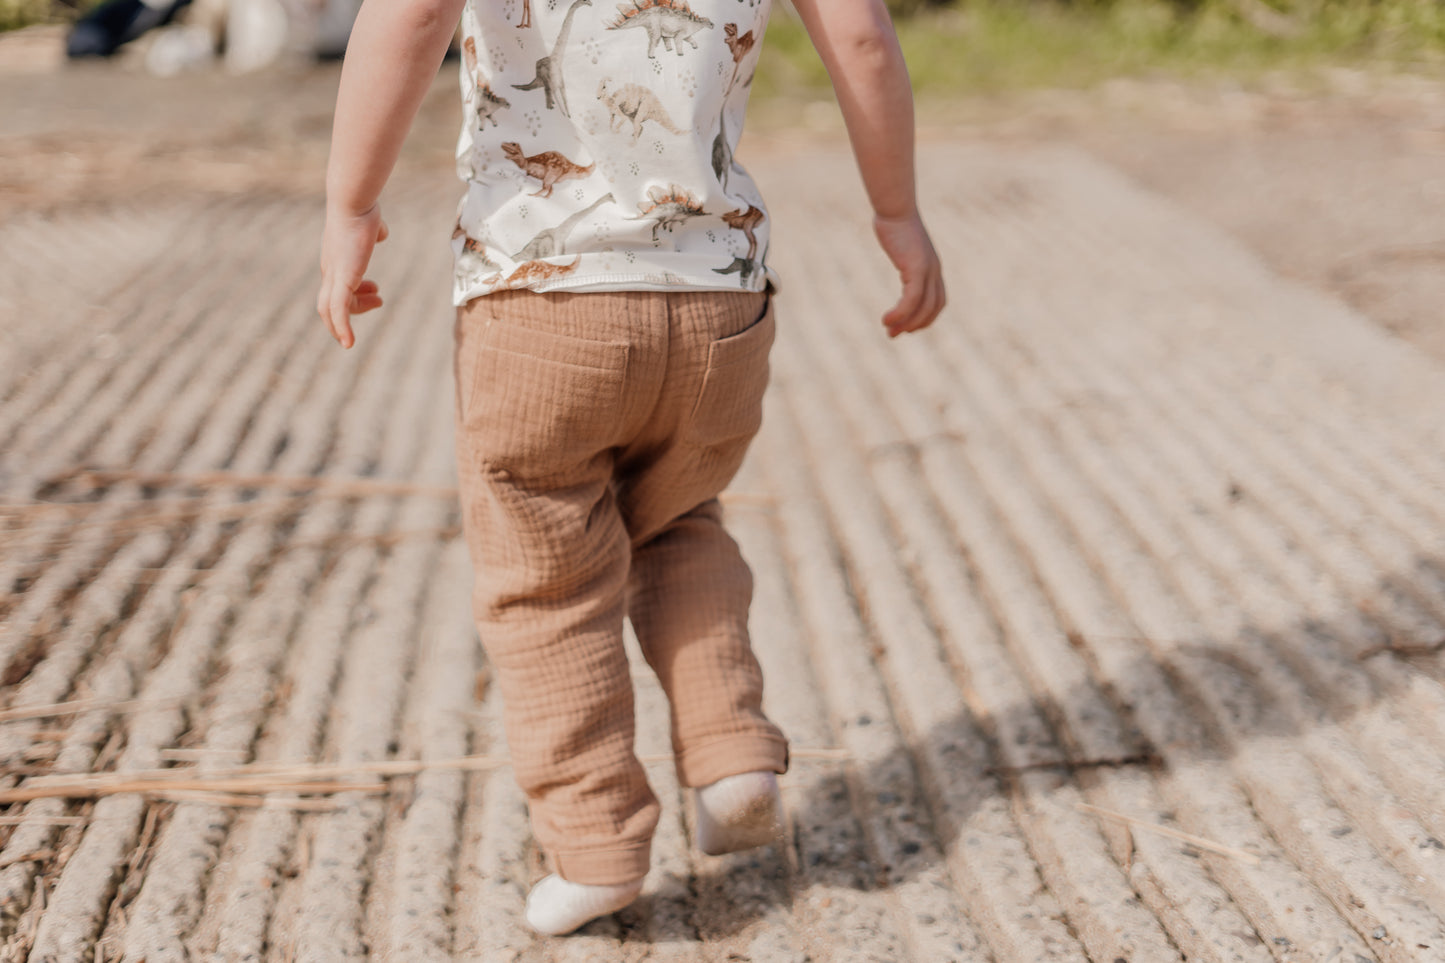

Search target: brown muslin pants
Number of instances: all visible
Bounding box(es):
[453,288,790,886]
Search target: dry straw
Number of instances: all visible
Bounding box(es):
[0,748,850,806]
[1076,802,1261,865]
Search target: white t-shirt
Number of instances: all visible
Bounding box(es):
[451,0,777,304]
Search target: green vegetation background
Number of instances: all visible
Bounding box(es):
[755,0,1445,99]
[5,0,1445,91]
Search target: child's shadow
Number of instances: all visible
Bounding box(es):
[582,582,1445,948]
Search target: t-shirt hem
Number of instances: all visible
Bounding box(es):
[452,268,780,306]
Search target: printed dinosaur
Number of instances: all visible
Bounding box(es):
[712,256,755,286]
[723,23,754,67]
[606,0,713,58]
[502,142,595,197]
[456,234,503,288]
[712,241,767,288]
[462,37,512,127]
[710,103,732,189]
[598,79,685,141]
[484,257,583,288]
[720,204,763,261]
[512,192,617,260]
[513,0,592,116]
[630,183,706,241]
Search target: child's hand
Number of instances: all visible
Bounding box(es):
[875,211,945,339]
[317,204,389,349]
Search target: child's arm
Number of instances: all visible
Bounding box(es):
[788,0,945,338]
[316,0,466,349]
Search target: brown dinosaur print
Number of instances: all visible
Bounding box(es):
[720,205,763,260]
[723,23,754,65]
[501,142,594,197]
[485,257,583,287]
[630,183,706,241]
[606,0,713,59]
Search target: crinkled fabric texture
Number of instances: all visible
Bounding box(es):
[453,288,790,885]
[451,0,778,303]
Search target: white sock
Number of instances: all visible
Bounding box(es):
[523,874,645,936]
[694,770,782,856]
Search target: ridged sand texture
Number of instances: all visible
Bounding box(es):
[2,144,1445,962]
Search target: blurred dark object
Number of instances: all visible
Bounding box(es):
[66,0,192,57]
[313,0,359,59]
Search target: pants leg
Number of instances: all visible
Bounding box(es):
[621,291,789,789]
[454,293,660,886]
[628,498,789,788]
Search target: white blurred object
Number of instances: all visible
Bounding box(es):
[145,24,216,76]
[225,0,289,73]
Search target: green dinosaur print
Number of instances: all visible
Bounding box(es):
[513,0,592,116]
[512,192,617,260]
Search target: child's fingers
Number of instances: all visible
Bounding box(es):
[910,273,945,332]
[317,279,344,345]
[883,273,927,334]
[886,271,945,337]
[350,290,384,313]
[329,289,356,349]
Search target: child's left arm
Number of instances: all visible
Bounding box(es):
[316,0,466,349]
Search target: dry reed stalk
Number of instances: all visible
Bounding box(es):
[0,499,311,547]
[0,849,55,870]
[23,756,513,790]
[1076,802,1261,865]
[61,469,458,500]
[0,779,386,805]
[16,747,851,798]
[0,815,87,826]
[0,697,181,725]
[144,791,358,811]
[0,496,217,518]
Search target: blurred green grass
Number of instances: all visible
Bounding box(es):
[753,0,1445,101]
[7,0,1445,93]
[1,0,51,32]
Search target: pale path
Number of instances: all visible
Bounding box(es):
[2,140,1444,962]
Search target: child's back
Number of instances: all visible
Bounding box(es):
[452,0,775,302]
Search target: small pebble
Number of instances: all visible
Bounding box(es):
[1372,925,1387,940]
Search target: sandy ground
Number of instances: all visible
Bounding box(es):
[3,21,1445,963]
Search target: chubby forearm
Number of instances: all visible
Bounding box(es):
[790,0,917,220]
[325,0,465,216]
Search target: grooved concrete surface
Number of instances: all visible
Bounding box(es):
[5,114,1445,962]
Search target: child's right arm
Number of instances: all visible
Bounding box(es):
[789,0,945,338]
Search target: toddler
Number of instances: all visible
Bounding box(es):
[316,0,944,936]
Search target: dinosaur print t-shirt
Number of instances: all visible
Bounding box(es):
[451,0,777,302]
